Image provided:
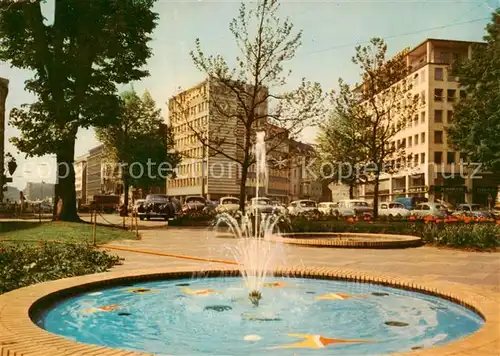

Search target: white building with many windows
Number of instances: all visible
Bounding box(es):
[355,38,499,207]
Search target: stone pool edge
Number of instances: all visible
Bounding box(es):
[274,232,423,249]
[0,266,497,356]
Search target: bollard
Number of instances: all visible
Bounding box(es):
[92,209,97,246]
[135,214,139,238]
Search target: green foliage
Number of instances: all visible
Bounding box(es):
[95,90,181,205]
[0,243,122,294]
[330,38,419,217]
[422,223,499,250]
[174,0,326,211]
[316,111,368,195]
[448,11,500,174]
[0,0,158,220]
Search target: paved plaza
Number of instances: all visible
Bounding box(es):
[87,214,500,293]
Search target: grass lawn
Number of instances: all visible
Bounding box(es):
[0,221,137,245]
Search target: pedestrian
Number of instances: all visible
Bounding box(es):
[56,197,63,220]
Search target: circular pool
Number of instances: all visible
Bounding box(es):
[34,276,483,355]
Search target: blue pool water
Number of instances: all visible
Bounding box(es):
[36,277,483,355]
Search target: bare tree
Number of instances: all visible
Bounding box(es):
[170,0,326,211]
[334,38,419,217]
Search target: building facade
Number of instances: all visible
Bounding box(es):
[23,182,55,201]
[355,38,499,206]
[85,145,115,203]
[167,79,272,201]
[74,154,88,206]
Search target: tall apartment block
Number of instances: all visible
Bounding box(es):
[167,79,290,202]
[356,38,499,206]
[74,154,88,206]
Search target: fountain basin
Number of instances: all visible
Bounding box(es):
[0,267,497,356]
[273,232,423,248]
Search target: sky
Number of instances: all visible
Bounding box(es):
[0,0,497,190]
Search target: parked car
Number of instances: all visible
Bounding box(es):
[216,197,240,213]
[182,196,207,212]
[318,202,338,216]
[452,203,494,218]
[271,201,287,215]
[411,202,447,219]
[334,199,373,218]
[379,202,411,218]
[246,197,274,215]
[138,194,175,221]
[287,200,319,216]
[395,196,428,210]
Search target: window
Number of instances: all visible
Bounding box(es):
[381,204,387,209]
[435,68,443,81]
[408,136,412,147]
[421,111,425,123]
[421,153,425,164]
[434,88,444,101]
[414,154,419,164]
[447,110,454,123]
[447,152,456,164]
[434,151,443,164]
[413,114,418,126]
[434,131,443,144]
[434,110,443,123]
[423,204,431,211]
[421,132,425,143]
[447,89,456,102]
[447,68,456,82]
[415,134,419,145]
[460,90,467,99]
[420,91,426,105]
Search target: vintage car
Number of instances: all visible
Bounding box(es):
[318,202,338,216]
[216,197,240,213]
[379,202,411,218]
[334,199,373,218]
[137,194,175,221]
[452,203,494,218]
[246,197,275,215]
[287,200,319,216]
[411,202,447,219]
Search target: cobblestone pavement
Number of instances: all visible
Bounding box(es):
[83,214,500,293]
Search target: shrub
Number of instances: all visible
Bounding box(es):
[0,242,122,294]
[422,224,499,249]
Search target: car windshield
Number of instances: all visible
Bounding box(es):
[349,201,368,207]
[389,203,404,209]
[222,198,239,205]
[300,201,316,207]
[435,205,442,209]
[470,205,484,211]
[186,197,205,204]
[254,199,270,205]
[146,194,168,200]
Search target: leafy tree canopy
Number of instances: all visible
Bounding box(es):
[0,0,158,220]
[449,10,500,173]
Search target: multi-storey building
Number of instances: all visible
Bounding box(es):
[74,154,88,207]
[167,79,273,201]
[85,145,115,203]
[356,38,499,206]
[23,182,55,201]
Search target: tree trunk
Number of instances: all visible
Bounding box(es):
[239,162,249,213]
[372,173,381,219]
[349,184,354,199]
[54,135,80,222]
[123,176,130,215]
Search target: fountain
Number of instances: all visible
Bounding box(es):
[15,132,487,355]
[214,131,284,307]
